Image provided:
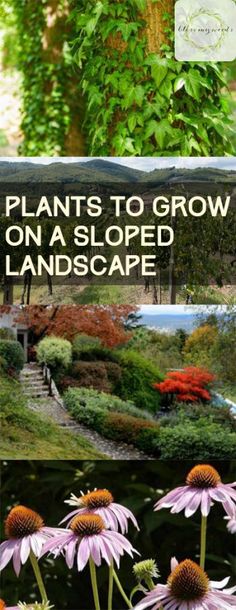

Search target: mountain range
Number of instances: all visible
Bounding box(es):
[0,159,235,184]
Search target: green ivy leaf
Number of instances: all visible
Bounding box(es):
[151,63,168,87]
[174,76,185,93]
[128,114,137,133]
[184,69,202,100]
[132,0,146,11]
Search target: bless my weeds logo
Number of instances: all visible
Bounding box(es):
[175,0,236,61]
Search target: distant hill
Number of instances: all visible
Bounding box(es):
[0,159,235,184]
[140,313,197,333]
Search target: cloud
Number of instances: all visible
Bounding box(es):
[1,156,236,171]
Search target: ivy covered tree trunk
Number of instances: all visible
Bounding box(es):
[142,0,174,53]
[11,0,85,156]
[74,0,233,156]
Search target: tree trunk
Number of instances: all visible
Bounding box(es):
[3,278,13,305]
[42,0,85,155]
[108,0,174,53]
[142,0,174,53]
[169,216,177,304]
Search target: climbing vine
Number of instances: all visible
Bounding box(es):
[71,0,234,156]
[10,0,75,156]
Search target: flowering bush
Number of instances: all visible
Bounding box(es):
[154,367,215,404]
[1,464,236,610]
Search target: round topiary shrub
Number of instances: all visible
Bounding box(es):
[36,336,72,374]
[0,340,25,373]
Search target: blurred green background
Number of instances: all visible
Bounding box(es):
[1,460,236,609]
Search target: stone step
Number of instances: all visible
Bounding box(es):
[24,389,49,397]
[21,373,44,379]
[23,380,47,386]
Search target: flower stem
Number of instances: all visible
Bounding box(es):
[108,560,114,610]
[145,576,155,591]
[29,551,48,603]
[113,569,132,609]
[89,557,101,610]
[200,515,207,570]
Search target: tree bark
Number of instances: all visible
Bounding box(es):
[3,278,13,305]
[41,0,85,155]
[142,0,174,53]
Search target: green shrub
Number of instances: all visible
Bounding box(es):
[157,423,236,459]
[136,428,161,455]
[64,387,154,421]
[78,346,120,363]
[176,403,236,431]
[0,340,24,373]
[36,336,72,373]
[64,387,236,459]
[72,334,102,358]
[0,328,16,341]
[67,402,106,430]
[0,355,7,372]
[114,350,163,412]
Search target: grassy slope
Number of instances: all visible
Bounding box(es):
[0,374,105,459]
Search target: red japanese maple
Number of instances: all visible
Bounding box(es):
[154,367,215,403]
[7,305,135,347]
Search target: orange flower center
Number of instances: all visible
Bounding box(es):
[80,489,113,509]
[186,465,221,488]
[70,513,105,536]
[5,505,44,539]
[0,600,6,610]
[168,560,209,601]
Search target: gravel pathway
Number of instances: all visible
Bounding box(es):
[22,364,152,460]
[27,396,152,460]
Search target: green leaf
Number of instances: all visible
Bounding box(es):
[134,85,145,106]
[144,119,158,139]
[174,76,185,93]
[159,74,173,98]
[184,69,202,100]
[132,0,146,11]
[154,119,171,149]
[128,114,137,133]
[151,63,168,87]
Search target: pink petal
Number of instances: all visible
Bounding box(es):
[20,536,31,564]
[77,537,90,571]
[170,557,178,572]
[210,577,230,589]
[184,491,202,517]
[12,540,22,576]
[65,539,77,569]
[201,490,212,517]
[60,509,80,525]
[0,540,16,571]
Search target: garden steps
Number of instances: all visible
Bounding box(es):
[20,363,152,460]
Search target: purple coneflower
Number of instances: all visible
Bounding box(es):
[133,558,236,610]
[0,506,58,576]
[154,464,236,517]
[61,489,139,534]
[225,514,236,534]
[41,512,137,571]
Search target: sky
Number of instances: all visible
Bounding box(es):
[138,305,231,316]
[1,156,236,172]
